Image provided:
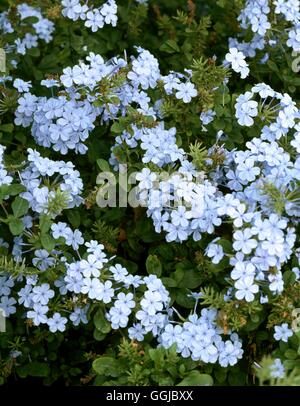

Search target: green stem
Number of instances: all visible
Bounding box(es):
[0,203,8,216]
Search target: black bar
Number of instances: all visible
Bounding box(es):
[0,386,299,403]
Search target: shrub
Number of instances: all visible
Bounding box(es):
[0,0,300,386]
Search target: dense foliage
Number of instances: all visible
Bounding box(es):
[1,0,300,386]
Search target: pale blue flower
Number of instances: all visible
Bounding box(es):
[274,323,293,342]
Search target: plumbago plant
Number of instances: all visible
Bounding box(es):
[0,0,300,387]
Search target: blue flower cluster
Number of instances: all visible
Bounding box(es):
[15,48,162,154]
[0,3,54,61]
[0,146,245,368]
[16,42,299,312]
[61,0,117,32]
[15,91,98,155]
[20,148,83,214]
[160,311,243,366]
[229,0,300,60]
[2,1,300,369]
[218,85,299,303]
[61,0,150,31]
[134,82,300,307]
[161,70,198,103]
[225,48,249,79]
[14,46,200,155]
[0,222,244,367]
[136,165,221,243]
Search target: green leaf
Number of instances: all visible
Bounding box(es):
[217,238,233,253]
[15,133,27,144]
[111,121,125,133]
[283,359,297,370]
[146,255,162,277]
[0,124,14,133]
[150,244,174,261]
[0,185,10,201]
[243,318,264,332]
[160,40,180,54]
[279,341,289,353]
[27,47,40,57]
[9,218,24,235]
[214,368,227,383]
[93,329,107,341]
[267,60,280,74]
[178,269,203,289]
[282,75,300,86]
[112,145,127,163]
[22,16,39,25]
[8,184,26,196]
[177,371,213,386]
[283,271,296,285]
[17,362,50,378]
[39,215,52,234]
[173,268,185,284]
[212,118,226,131]
[0,184,26,202]
[175,290,195,309]
[93,357,120,377]
[228,370,246,386]
[66,210,81,228]
[135,218,162,243]
[97,159,111,172]
[94,308,111,334]
[12,197,29,218]
[161,277,177,288]
[284,349,298,360]
[41,234,56,252]
[148,348,164,365]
